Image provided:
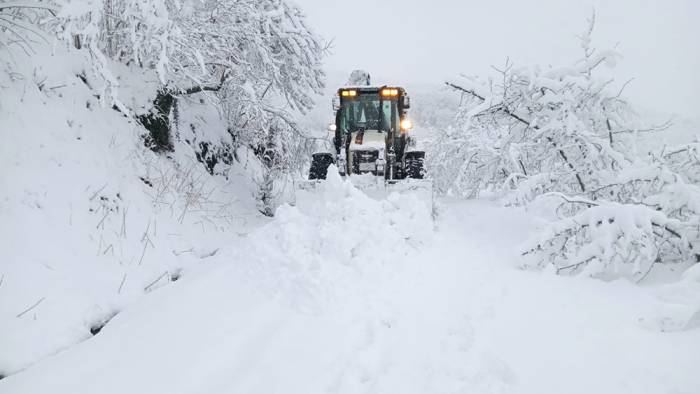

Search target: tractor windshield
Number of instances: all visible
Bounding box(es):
[340,94,397,134]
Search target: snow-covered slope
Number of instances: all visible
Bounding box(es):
[0,48,262,376]
[1,170,698,393]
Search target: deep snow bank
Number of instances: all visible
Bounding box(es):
[234,166,434,309]
[0,47,260,376]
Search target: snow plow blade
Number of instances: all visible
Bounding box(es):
[296,176,435,217]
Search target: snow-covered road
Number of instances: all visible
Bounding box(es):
[1,176,698,394]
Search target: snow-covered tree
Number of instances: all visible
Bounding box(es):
[2,0,325,214]
[433,13,699,279]
[129,0,324,212]
[0,1,59,53]
[435,13,635,199]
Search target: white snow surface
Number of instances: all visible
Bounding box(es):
[2,46,700,394]
[2,168,699,393]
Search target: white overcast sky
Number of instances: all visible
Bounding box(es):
[293,0,699,119]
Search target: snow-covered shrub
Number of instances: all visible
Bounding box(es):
[658,142,700,184]
[434,43,634,197]
[518,164,700,279]
[434,13,700,279]
[522,203,693,281]
[143,0,324,211]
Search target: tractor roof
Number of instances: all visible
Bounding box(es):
[338,86,407,94]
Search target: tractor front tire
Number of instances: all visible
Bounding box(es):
[405,151,425,179]
[309,153,334,180]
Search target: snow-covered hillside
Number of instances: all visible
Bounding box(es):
[0,47,264,377]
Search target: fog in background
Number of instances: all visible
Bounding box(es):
[294,0,699,121]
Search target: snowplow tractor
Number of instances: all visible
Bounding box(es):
[309,74,425,181]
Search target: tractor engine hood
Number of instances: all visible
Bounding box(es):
[349,130,386,151]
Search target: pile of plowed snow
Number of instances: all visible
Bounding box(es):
[230,166,434,309]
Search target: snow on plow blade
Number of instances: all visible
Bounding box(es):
[296,175,435,216]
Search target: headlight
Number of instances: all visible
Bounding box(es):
[400,118,413,132]
[328,123,337,132]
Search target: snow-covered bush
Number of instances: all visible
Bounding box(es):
[522,203,693,281]
[433,16,635,198]
[658,142,700,184]
[2,0,326,213]
[0,1,58,53]
[139,0,324,212]
[432,13,700,279]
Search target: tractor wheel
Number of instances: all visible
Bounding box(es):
[405,151,425,179]
[309,152,334,180]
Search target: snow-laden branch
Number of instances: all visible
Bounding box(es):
[432,15,699,278]
[0,1,59,14]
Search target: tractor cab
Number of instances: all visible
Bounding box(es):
[334,86,412,177]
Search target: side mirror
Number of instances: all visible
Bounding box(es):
[332,96,340,111]
[401,94,411,109]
